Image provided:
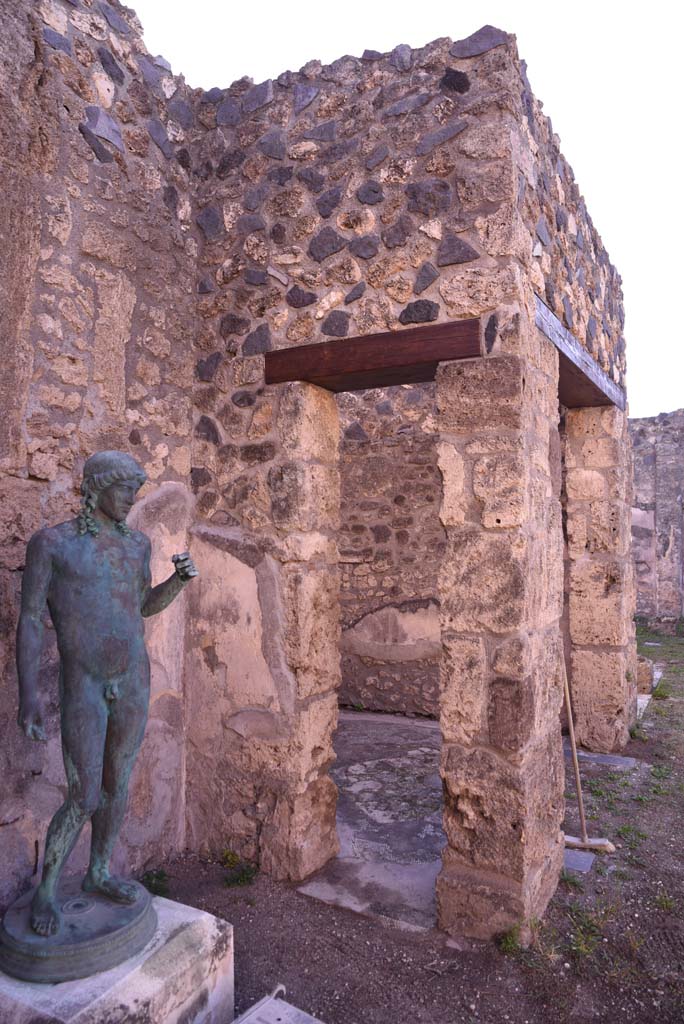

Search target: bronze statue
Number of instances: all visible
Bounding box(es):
[16,451,198,938]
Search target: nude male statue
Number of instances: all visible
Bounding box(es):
[16,450,198,937]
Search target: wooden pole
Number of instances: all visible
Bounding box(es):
[561,654,589,844]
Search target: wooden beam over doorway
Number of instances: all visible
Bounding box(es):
[265,305,627,411]
[264,319,481,393]
[535,295,626,411]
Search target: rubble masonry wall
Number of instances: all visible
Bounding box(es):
[630,410,684,631]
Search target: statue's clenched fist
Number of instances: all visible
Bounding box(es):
[171,551,199,582]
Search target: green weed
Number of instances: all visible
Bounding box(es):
[655,891,674,911]
[224,862,258,887]
[616,824,648,849]
[497,924,522,955]
[560,869,583,892]
[220,849,241,869]
[141,868,169,896]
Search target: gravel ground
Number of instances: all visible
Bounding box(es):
[162,630,684,1024]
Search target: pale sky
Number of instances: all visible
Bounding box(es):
[131,0,682,419]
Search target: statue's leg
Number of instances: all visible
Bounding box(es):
[83,674,148,903]
[31,676,108,936]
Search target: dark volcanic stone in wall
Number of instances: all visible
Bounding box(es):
[399,300,439,324]
[321,311,350,337]
[345,282,366,304]
[316,186,342,219]
[349,235,380,259]
[217,97,241,126]
[196,205,224,238]
[356,181,384,205]
[450,25,510,58]
[243,323,272,354]
[220,313,250,336]
[406,179,451,217]
[293,83,319,113]
[43,28,71,54]
[287,285,317,308]
[309,227,347,262]
[414,262,439,295]
[97,46,125,85]
[243,80,274,113]
[437,234,480,265]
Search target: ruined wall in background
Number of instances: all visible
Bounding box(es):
[337,385,444,717]
[630,410,684,631]
[0,0,197,905]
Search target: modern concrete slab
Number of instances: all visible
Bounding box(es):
[563,848,596,874]
[298,712,443,931]
[0,897,234,1024]
[563,737,638,770]
[236,986,324,1023]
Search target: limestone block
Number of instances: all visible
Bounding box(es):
[285,692,339,782]
[439,527,527,634]
[488,636,562,755]
[439,634,487,744]
[570,648,633,752]
[637,654,654,694]
[436,356,524,435]
[92,269,136,420]
[588,500,630,557]
[568,560,631,646]
[268,461,340,532]
[565,436,622,470]
[437,857,526,940]
[438,264,522,317]
[436,441,466,526]
[260,773,339,882]
[437,837,563,940]
[472,452,527,528]
[566,406,625,441]
[277,382,340,463]
[564,468,607,502]
[281,564,341,699]
[440,733,563,881]
[0,898,233,1023]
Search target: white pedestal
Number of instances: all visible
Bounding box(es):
[0,897,233,1023]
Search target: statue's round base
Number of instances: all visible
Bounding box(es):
[0,877,156,983]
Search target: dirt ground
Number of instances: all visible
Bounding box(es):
[164,630,684,1024]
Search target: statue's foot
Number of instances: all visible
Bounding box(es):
[30,890,60,937]
[82,871,138,904]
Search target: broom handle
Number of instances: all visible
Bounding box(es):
[561,654,589,844]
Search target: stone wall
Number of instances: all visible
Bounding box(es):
[338,385,444,717]
[561,408,637,751]
[630,410,684,631]
[0,0,197,904]
[1,1,635,937]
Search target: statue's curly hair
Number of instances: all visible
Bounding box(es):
[77,451,146,537]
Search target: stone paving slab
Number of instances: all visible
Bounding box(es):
[298,711,443,930]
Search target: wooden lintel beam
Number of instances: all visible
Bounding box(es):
[534,295,626,411]
[264,319,481,392]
